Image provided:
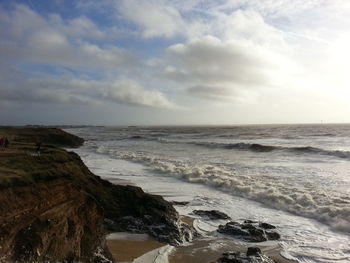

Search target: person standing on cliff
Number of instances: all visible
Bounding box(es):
[4,137,9,148]
[35,141,42,156]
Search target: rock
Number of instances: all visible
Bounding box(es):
[246,247,261,256]
[217,221,280,242]
[130,135,143,139]
[266,231,280,240]
[218,224,251,238]
[193,210,231,220]
[170,201,190,206]
[244,219,257,224]
[259,222,276,229]
[0,179,111,262]
[217,248,275,263]
[100,183,195,245]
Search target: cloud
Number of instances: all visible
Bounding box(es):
[0,4,133,69]
[103,80,177,108]
[118,0,185,38]
[164,35,295,101]
[0,64,176,109]
[187,85,233,101]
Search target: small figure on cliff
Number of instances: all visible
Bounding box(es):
[4,137,9,148]
[35,141,42,155]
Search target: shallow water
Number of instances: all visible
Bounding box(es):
[67,124,350,262]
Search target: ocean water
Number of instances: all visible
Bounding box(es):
[66,124,350,262]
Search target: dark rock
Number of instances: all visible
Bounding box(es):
[193,210,231,220]
[259,222,276,229]
[217,221,280,242]
[218,252,241,263]
[218,224,250,237]
[266,231,280,240]
[130,135,143,139]
[217,248,275,263]
[247,227,267,242]
[244,219,257,224]
[170,201,190,206]
[246,247,261,257]
[241,223,255,230]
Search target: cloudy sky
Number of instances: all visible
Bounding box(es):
[0,0,349,125]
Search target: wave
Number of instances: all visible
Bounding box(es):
[96,147,350,233]
[194,142,350,159]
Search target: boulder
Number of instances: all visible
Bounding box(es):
[193,210,231,220]
[217,248,275,263]
[217,221,280,242]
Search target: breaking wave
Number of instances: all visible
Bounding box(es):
[97,146,350,233]
[193,142,350,159]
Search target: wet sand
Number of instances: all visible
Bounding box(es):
[106,233,165,262]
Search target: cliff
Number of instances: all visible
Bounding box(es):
[0,126,84,148]
[0,127,191,262]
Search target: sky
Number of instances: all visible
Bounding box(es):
[0,0,349,125]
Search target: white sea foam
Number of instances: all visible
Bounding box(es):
[67,125,350,262]
[96,147,350,233]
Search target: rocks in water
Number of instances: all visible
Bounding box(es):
[107,215,194,245]
[246,247,261,257]
[100,184,196,245]
[170,201,190,206]
[266,231,280,240]
[217,221,280,242]
[130,135,143,139]
[259,222,276,230]
[193,210,231,220]
[217,247,275,263]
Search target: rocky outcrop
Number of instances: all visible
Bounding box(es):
[101,184,194,245]
[216,247,276,263]
[193,210,231,220]
[217,221,280,242]
[0,179,108,262]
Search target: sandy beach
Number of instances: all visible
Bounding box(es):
[106,233,165,262]
[106,215,295,263]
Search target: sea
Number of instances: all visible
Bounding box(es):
[65,124,350,263]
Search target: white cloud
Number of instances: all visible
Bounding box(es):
[164,35,295,101]
[103,80,177,108]
[1,0,350,123]
[0,64,176,109]
[118,0,185,38]
[0,4,133,69]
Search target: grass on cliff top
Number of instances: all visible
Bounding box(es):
[0,127,85,188]
[0,126,84,148]
[0,143,75,188]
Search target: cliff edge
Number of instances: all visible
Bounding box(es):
[0,127,191,262]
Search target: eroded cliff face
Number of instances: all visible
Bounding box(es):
[0,179,107,262]
[0,138,110,262]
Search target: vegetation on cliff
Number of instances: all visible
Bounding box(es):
[0,126,84,148]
